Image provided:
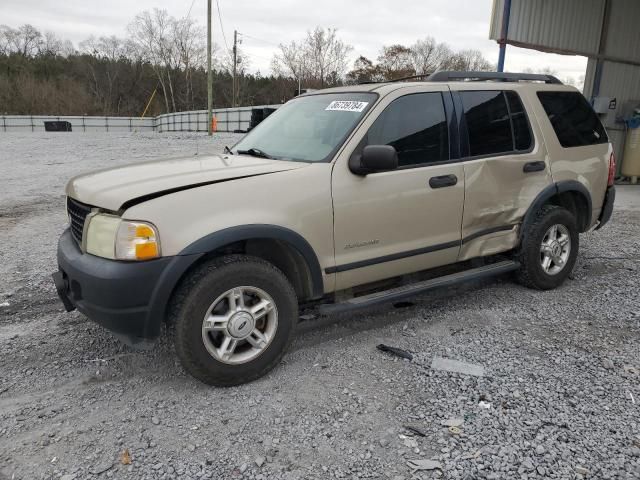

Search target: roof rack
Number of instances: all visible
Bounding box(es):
[357,73,434,85]
[388,74,434,83]
[426,71,562,84]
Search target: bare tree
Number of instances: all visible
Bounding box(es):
[14,24,42,56]
[410,37,453,74]
[171,17,206,109]
[79,35,133,113]
[377,44,414,80]
[272,27,352,88]
[128,9,176,112]
[271,40,307,87]
[447,49,494,71]
[345,56,384,84]
[128,9,208,112]
[0,25,11,55]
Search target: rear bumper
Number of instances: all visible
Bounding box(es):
[596,186,615,230]
[53,229,193,345]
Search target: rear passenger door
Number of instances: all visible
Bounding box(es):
[453,88,553,261]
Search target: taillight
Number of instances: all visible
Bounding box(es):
[607,151,616,186]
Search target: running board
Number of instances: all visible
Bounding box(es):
[318,260,519,315]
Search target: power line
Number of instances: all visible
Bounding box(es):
[185,0,197,20]
[241,51,274,63]
[215,0,230,53]
[239,33,281,48]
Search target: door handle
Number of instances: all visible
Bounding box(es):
[523,161,546,173]
[429,174,458,188]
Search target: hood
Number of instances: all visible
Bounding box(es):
[66,153,308,211]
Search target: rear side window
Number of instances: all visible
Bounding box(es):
[537,91,608,148]
[367,92,448,167]
[460,90,532,157]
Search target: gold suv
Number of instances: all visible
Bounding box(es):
[53,71,616,386]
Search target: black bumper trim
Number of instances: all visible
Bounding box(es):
[596,186,615,230]
[54,229,201,344]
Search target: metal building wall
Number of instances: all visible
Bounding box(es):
[491,0,640,174]
[490,0,604,56]
[584,59,640,168]
[603,0,640,62]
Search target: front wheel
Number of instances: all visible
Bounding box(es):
[516,205,579,290]
[171,255,298,386]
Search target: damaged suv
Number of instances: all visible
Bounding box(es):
[53,71,616,386]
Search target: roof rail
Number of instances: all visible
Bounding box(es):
[357,73,434,85]
[427,71,563,84]
[388,73,434,83]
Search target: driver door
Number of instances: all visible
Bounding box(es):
[330,87,464,291]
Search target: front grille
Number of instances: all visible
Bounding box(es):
[67,197,93,245]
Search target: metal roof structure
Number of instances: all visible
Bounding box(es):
[490,0,640,175]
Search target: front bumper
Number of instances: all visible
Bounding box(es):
[53,229,176,344]
[596,186,615,230]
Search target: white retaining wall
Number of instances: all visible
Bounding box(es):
[0,115,155,133]
[0,105,282,133]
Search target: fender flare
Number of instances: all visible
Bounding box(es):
[145,225,325,336]
[180,225,324,298]
[521,180,593,238]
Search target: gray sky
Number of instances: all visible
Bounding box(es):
[0,0,587,84]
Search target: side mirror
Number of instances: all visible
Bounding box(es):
[349,145,399,175]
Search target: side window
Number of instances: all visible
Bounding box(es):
[506,91,532,151]
[460,91,513,157]
[367,92,448,167]
[537,91,608,148]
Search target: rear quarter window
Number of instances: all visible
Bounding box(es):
[537,91,608,148]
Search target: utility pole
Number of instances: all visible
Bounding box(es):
[207,0,213,135]
[232,30,238,108]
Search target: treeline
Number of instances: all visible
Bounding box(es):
[0,11,495,116]
[0,52,296,116]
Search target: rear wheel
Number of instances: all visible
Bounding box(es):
[516,205,579,290]
[171,255,297,386]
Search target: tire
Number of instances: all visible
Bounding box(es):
[515,205,579,290]
[171,254,298,386]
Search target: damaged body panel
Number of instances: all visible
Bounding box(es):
[52,73,615,386]
[66,153,308,211]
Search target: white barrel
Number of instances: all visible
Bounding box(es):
[622,126,640,178]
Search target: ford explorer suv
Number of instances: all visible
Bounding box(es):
[53,71,616,386]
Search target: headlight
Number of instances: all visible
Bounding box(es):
[85,214,160,261]
[115,221,160,260]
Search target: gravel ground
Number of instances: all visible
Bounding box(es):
[1,132,639,480]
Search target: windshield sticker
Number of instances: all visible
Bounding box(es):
[325,100,369,112]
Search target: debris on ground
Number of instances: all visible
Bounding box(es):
[575,465,590,475]
[376,344,413,360]
[403,425,427,437]
[441,418,464,427]
[478,401,492,409]
[431,356,485,377]
[120,449,132,465]
[407,459,442,472]
[400,435,418,449]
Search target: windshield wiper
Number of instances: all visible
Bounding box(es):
[237,147,273,159]
[223,145,233,155]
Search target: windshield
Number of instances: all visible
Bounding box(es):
[232,92,377,162]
